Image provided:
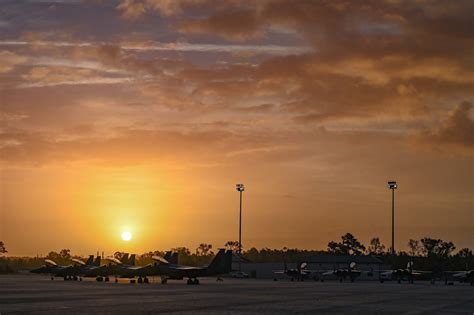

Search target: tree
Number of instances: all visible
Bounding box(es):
[327,241,348,255]
[341,233,366,255]
[0,241,7,254]
[171,247,191,255]
[59,249,71,259]
[225,241,241,252]
[196,243,213,256]
[420,237,456,257]
[436,241,456,257]
[457,248,473,258]
[367,237,385,255]
[327,233,365,255]
[408,239,422,257]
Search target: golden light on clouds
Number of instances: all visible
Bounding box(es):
[0,0,473,256]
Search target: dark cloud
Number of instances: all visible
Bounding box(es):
[421,102,474,151]
[177,9,261,41]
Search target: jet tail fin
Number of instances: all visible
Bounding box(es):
[128,254,136,266]
[85,255,94,265]
[207,249,227,274]
[164,251,178,264]
[94,256,101,266]
[224,250,233,273]
[120,253,129,264]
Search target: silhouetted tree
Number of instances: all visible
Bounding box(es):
[420,238,455,257]
[0,241,7,254]
[59,249,71,259]
[327,233,365,255]
[436,241,456,257]
[457,248,473,258]
[171,247,191,255]
[367,237,385,255]
[196,243,213,256]
[408,239,422,257]
[225,241,241,252]
[342,233,366,255]
[327,241,348,255]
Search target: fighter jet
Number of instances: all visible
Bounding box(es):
[30,255,98,281]
[379,261,432,284]
[144,249,232,285]
[447,270,474,286]
[321,262,362,282]
[273,262,321,281]
[85,253,137,282]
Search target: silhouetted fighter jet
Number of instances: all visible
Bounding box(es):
[379,262,433,283]
[273,262,321,281]
[143,249,232,285]
[85,253,137,282]
[321,262,362,282]
[444,270,474,286]
[31,255,100,280]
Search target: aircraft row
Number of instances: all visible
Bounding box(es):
[273,261,474,285]
[31,249,232,285]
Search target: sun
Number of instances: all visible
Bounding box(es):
[121,231,132,242]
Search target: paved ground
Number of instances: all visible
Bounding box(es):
[0,274,473,314]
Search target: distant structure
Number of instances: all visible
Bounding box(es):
[233,254,387,280]
[236,183,245,271]
[388,181,398,255]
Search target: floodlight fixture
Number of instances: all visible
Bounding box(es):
[387,180,398,255]
[236,183,245,192]
[236,183,245,272]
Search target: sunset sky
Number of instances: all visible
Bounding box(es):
[0,0,473,256]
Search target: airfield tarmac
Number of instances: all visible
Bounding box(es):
[0,274,473,314]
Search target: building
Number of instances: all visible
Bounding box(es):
[232,254,390,280]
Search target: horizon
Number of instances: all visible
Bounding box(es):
[1,1,473,257]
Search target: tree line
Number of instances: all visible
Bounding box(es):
[1,235,472,273]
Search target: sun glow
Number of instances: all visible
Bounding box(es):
[121,231,132,242]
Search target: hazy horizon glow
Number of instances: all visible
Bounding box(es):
[0,0,473,256]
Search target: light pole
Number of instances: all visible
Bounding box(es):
[387,181,397,255]
[236,183,245,271]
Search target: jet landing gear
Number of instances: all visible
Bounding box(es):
[137,277,150,284]
[137,277,149,284]
[187,278,199,285]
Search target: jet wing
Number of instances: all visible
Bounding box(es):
[45,259,58,267]
[170,266,202,271]
[125,266,145,270]
[322,270,335,276]
[152,255,169,264]
[71,258,86,266]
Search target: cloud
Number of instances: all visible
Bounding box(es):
[177,9,262,41]
[0,127,230,166]
[116,0,146,20]
[116,0,215,19]
[0,39,311,56]
[18,66,134,88]
[421,102,474,151]
[0,51,28,73]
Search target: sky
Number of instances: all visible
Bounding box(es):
[0,0,473,256]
